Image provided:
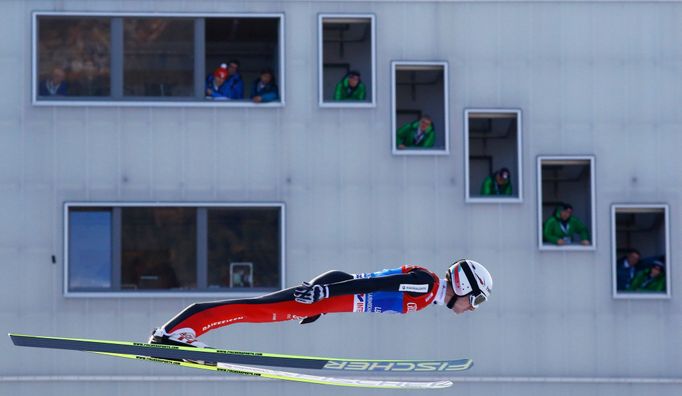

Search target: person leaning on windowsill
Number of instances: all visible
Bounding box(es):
[627,260,666,292]
[251,68,280,103]
[543,202,590,246]
[396,115,435,150]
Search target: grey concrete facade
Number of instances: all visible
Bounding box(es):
[1,1,681,395]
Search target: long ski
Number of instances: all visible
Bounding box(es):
[10,333,472,372]
[92,351,454,389]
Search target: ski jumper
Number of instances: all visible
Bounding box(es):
[163,266,439,337]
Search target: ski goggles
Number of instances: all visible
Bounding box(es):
[469,292,487,310]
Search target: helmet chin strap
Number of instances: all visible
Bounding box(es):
[446,294,458,309]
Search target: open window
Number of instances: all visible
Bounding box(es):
[537,156,596,250]
[318,14,375,107]
[392,62,449,155]
[65,202,285,297]
[612,204,670,299]
[465,109,522,203]
[34,12,284,106]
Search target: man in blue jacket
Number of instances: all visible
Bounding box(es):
[223,60,244,99]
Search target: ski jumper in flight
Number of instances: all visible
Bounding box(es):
[150,259,493,348]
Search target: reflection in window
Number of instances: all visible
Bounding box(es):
[121,207,197,290]
[123,18,194,97]
[37,17,111,97]
[65,204,284,295]
[68,209,112,289]
[207,208,281,289]
[36,14,284,104]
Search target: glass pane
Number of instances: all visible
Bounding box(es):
[124,18,194,97]
[540,162,592,246]
[322,18,372,102]
[615,210,667,293]
[205,18,280,101]
[68,209,112,289]
[468,114,519,198]
[394,67,446,150]
[207,208,281,289]
[37,17,111,97]
[121,207,196,290]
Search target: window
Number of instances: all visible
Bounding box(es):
[537,156,596,250]
[207,208,281,290]
[36,16,111,98]
[123,18,195,98]
[205,18,281,103]
[392,62,449,155]
[318,14,375,107]
[465,109,523,203]
[34,12,284,106]
[64,203,285,297]
[612,204,670,299]
[68,208,113,289]
[121,207,197,290]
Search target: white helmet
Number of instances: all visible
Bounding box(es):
[446,259,493,309]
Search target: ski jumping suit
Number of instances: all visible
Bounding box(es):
[163,265,440,337]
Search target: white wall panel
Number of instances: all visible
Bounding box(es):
[0,128,24,188]
[87,118,119,190]
[150,110,184,189]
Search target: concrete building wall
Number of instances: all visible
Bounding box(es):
[1,1,681,395]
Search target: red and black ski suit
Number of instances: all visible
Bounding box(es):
[162,265,440,337]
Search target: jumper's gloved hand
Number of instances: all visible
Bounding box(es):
[294,282,329,304]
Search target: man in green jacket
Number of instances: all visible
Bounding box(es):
[396,115,435,149]
[333,71,366,101]
[543,203,590,246]
[628,260,666,292]
[480,168,513,196]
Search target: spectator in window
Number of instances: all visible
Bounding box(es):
[251,68,280,103]
[543,202,590,246]
[480,168,513,196]
[39,67,69,96]
[616,249,641,291]
[205,64,230,99]
[628,260,666,292]
[71,58,107,96]
[396,115,435,149]
[224,60,244,99]
[333,70,366,101]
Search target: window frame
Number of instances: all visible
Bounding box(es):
[63,201,286,298]
[391,61,450,156]
[536,155,596,251]
[317,13,376,108]
[464,108,523,204]
[611,204,671,299]
[33,11,286,107]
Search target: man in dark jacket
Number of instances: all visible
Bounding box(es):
[39,67,69,96]
[616,249,641,291]
[251,68,279,103]
[223,60,244,99]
